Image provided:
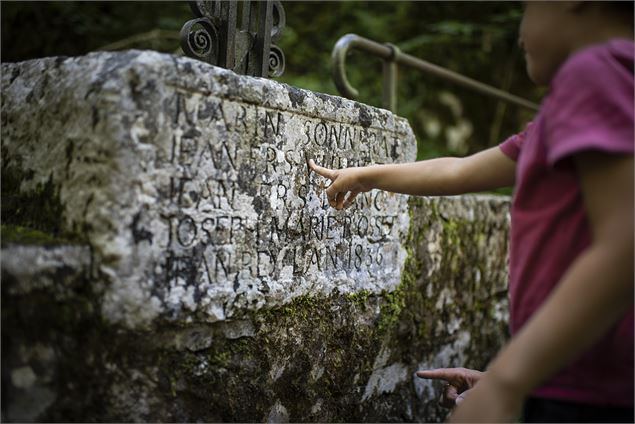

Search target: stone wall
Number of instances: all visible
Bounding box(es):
[1,51,510,422]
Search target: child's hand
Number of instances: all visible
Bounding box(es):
[416,367,483,408]
[418,367,523,421]
[308,159,373,210]
[445,374,524,423]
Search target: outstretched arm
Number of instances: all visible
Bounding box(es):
[309,146,515,209]
[448,152,634,422]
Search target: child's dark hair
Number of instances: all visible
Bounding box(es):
[595,1,635,27]
[605,1,634,16]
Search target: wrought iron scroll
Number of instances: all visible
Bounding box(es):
[180,1,286,78]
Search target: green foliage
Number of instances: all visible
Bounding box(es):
[1,2,189,59]
[1,1,541,163]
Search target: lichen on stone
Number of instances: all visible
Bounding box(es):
[1,51,511,422]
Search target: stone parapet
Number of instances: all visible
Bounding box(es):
[2,50,414,328]
[1,51,509,422]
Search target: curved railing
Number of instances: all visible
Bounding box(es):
[332,33,539,113]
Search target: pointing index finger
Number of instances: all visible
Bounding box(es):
[416,369,458,383]
[309,159,337,180]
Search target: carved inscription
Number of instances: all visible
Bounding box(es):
[154,91,409,296]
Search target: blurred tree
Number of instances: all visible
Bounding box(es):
[1,1,542,175]
[277,1,541,164]
[1,1,188,58]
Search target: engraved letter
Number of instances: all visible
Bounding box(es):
[177,215,198,247]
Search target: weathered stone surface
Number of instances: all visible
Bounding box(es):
[2,195,510,423]
[2,50,414,328]
[1,51,511,422]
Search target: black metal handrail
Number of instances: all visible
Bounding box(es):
[332,33,540,113]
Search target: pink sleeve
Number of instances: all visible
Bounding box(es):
[544,47,634,165]
[499,122,534,162]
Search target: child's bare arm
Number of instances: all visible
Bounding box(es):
[309,146,515,209]
[448,152,634,422]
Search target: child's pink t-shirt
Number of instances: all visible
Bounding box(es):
[499,39,634,406]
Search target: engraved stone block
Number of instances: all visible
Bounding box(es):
[1,51,511,422]
[1,50,415,328]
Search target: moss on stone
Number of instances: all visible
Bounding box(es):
[1,187,510,422]
[1,194,511,422]
[442,219,461,247]
[345,289,371,307]
[146,292,383,421]
[224,292,383,420]
[1,160,61,233]
[0,224,77,246]
[377,199,426,335]
[1,260,114,422]
[0,157,84,244]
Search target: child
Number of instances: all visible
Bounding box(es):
[309,2,633,422]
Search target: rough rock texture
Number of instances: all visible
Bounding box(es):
[2,50,414,328]
[1,51,510,422]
